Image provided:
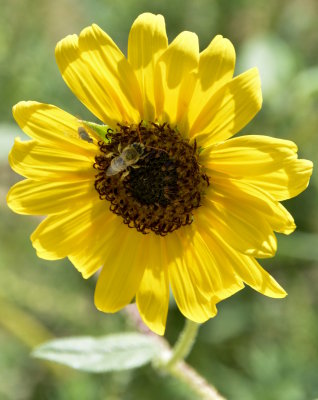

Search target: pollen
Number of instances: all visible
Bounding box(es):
[93,122,209,236]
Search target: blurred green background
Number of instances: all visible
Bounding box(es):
[0,0,317,399]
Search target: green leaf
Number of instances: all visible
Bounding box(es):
[32,333,159,373]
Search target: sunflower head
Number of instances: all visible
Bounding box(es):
[93,121,209,235]
[7,13,313,335]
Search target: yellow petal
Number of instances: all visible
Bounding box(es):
[201,196,277,258]
[165,231,212,322]
[94,227,147,313]
[156,31,199,128]
[238,257,287,298]
[69,212,120,279]
[9,139,95,181]
[128,13,168,121]
[182,226,244,302]
[193,227,245,304]
[206,231,287,298]
[245,160,313,201]
[31,199,103,260]
[136,236,169,336]
[190,68,262,144]
[166,226,242,323]
[55,25,142,126]
[7,179,96,215]
[210,176,296,235]
[203,135,313,200]
[187,35,235,132]
[12,101,99,154]
[203,135,297,174]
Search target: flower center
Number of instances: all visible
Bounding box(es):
[93,122,209,236]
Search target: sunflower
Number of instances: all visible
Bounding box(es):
[7,13,312,335]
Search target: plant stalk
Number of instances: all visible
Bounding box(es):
[156,319,226,400]
[124,307,226,400]
[164,319,200,369]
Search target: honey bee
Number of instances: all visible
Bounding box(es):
[78,127,93,143]
[106,143,146,178]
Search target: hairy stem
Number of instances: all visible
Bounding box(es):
[158,319,225,400]
[124,306,226,400]
[164,319,200,369]
[168,360,226,400]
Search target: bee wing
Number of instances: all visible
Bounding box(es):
[106,156,126,176]
[106,165,120,176]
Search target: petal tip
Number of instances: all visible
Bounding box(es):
[145,320,166,336]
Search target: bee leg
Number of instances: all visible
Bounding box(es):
[105,148,120,158]
[120,170,130,181]
[140,152,150,160]
[118,143,122,153]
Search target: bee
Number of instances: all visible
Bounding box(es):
[78,127,93,143]
[106,143,146,178]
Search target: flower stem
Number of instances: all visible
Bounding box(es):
[157,319,226,400]
[167,360,226,400]
[164,319,200,370]
[124,307,226,400]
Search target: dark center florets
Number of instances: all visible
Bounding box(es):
[93,122,209,236]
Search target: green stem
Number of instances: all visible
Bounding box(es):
[164,319,200,370]
[168,360,226,400]
[124,308,226,400]
[155,319,226,400]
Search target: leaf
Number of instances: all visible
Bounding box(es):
[32,333,160,373]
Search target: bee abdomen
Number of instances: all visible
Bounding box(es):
[106,156,126,176]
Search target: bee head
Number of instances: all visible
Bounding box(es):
[131,142,145,155]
